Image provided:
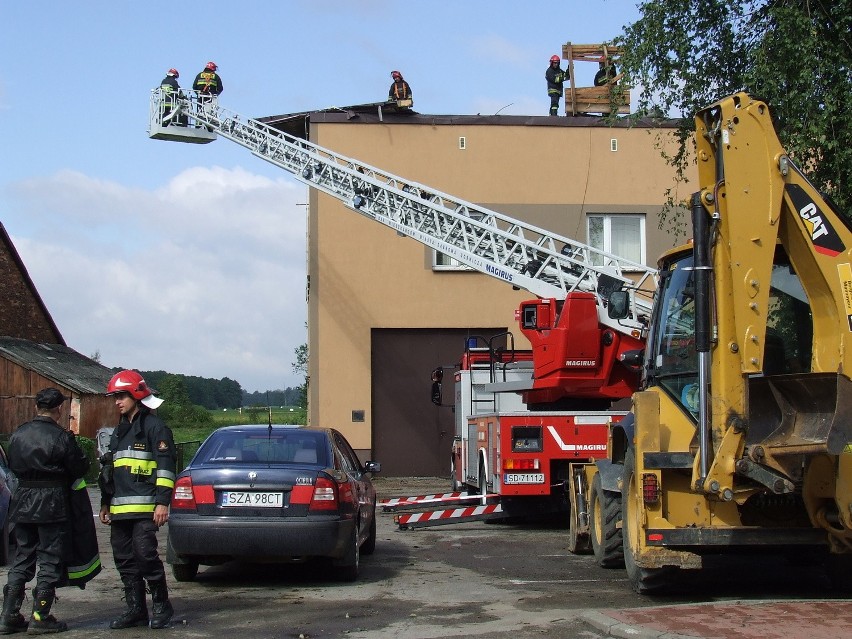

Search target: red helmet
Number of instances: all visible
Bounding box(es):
[391,70,402,80]
[167,68,179,78]
[205,61,218,71]
[550,55,560,63]
[106,370,163,409]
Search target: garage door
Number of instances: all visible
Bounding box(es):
[371,328,505,477]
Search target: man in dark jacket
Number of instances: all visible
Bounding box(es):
[545,54,567,116]
[98,370,176,630]
[388,70,412,107]
[159,68,186,126]
[0,388,90,634]
[192,61,223,130]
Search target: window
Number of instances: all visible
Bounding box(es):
[587,214,645,267]
[432,250,473,271]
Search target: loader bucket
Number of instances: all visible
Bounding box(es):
[746,373,852,456]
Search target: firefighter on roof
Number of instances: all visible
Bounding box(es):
[99,370,176,630]
[388,70,412,104]
[545,54,567,116]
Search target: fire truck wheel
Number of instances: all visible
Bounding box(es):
[451,457,462,491]
[478,463,488,495]
[622,448,677,593]
[589,471,624,567]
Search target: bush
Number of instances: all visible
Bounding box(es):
[76,436,101,484]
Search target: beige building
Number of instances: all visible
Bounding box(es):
[264,108,694,476]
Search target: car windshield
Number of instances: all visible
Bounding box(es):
[196,430,328,466]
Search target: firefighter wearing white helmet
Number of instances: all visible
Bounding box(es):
[99,370,175,630]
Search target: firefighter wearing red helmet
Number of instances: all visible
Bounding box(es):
[388,70,412,105]
[159,68,186,126]
[193,60,223,97]
[99,370,176,630]
[545,54,568,116]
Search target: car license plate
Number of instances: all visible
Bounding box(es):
[220,491,284,507]
[503,473,545,484]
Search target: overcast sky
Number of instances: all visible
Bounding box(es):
[0,0,641,393]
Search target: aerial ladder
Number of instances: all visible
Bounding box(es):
[149,90,658,534]
[149,90,656,403]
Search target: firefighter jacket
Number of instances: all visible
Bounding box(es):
[7,416,90,524]
[193,70,223,95]
[388,79,412,101]
[59,478,102,588]
[545,65,567,96]
[100,409,176,520]
[160,75,181,100]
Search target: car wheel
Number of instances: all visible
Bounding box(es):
[171,561,199,582]
[337,526,360,582]
[361,508,377,556]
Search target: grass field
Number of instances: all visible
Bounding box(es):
[171,406,306,445]
[170,406,307,471]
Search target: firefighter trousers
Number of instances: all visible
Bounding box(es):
[6,521,65,591]
[110,518,165,583]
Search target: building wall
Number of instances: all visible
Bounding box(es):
[0,227,63,344]
[0,358,117,439]
[306,118,695,470]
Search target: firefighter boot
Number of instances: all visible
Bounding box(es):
[0,584,28,634]
[109,579,148,629]
[148,578,173,630]
[27,588,66,634]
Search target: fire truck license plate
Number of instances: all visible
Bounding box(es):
[503,473,545,484]
[221,492,283,507]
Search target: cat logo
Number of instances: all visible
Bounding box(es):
[788,183,844,257]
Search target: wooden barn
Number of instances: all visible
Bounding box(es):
[0,222,116,439]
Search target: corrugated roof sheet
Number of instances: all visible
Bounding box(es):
[0,336,113,394]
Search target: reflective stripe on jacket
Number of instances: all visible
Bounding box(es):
[101,410,176,520]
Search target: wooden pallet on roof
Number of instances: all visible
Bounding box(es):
[561,42,630,116]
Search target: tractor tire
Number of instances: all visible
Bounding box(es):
[590,471,624,568]
[825,553,852,592]
[622,447,678,594]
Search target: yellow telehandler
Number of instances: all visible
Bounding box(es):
[584,92,852,593]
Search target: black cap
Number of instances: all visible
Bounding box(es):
[35,387,68,410]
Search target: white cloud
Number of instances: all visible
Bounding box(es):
[10,166,307,392]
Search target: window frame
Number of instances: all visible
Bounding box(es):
[586,213,646,269]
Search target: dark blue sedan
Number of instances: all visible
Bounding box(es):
[167,425,380,582]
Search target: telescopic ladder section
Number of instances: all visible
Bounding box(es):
[148,90,657,335]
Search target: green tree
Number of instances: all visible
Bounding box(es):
[617,0,852,237]
[156,374,214,429]
[293,343,308,409]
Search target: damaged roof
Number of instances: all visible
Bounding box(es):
[0,336,114,395]
[257,100,681,140]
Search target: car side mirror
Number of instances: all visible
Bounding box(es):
[364,460,381,474]
[608,290,630,319]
